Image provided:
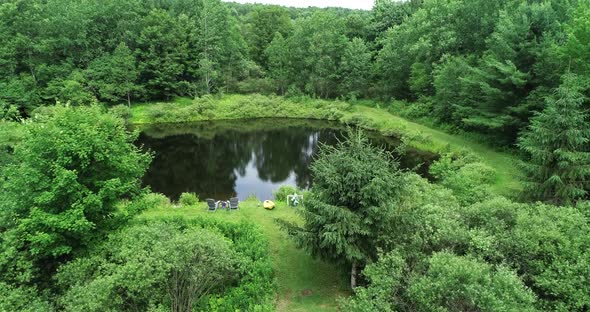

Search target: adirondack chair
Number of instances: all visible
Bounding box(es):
[206,198,219,212]
[229,197,239,211]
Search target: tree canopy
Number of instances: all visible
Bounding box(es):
[0,105,151,285]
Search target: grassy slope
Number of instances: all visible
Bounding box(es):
[129,94,521,195]
[140,198,350,312]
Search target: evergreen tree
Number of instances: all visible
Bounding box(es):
[277,129,403,289]
[518,74,590,205]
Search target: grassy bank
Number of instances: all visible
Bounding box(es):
[140,198,349,312]
[129,94,521,196]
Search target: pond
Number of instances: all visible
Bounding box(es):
[136,119,437,201]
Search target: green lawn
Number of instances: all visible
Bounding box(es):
[129,94,522,196]
[140,198,350,312]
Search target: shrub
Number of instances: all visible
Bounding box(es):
[109,105,131,120]
[342,251,537,312]
[499,204,590,311]
[441,162,496,205]
[577,200,590,219]
[57,222,241,312]
[429,152,495,205]
[147,106,167,121]
[342,114,378,129]
[389,98,434,120]
[54,217,274,311]
[408,252,537,312]
[236,78,275,95]
[429,152,482,181]
[127,193,171,215]
[0,283,53,312]
[273,185,298,201]
[179,192,199,206]
[319,107,344,120]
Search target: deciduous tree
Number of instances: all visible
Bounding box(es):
[0,105,151,284]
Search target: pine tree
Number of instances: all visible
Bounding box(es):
[518,74,590,205]
[277,129,403,289]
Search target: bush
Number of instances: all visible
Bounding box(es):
[388,98,434,120]
[148,105,167,120]
[499,204,590,311]
[429,152,495,205]
[179,192,199,206]
[342,114,378,129]
[127,193,171,215]
[429,152,482,181]
[57,221,241,311]
[236,78,275,95]
[577,200,590,219]
[408,252,537,312]
[109,104,131,120]
[0,283,53,312]
[342,251,537,312]
[56,218,275,311]
[441,162,496,205]
[273,185,298,201]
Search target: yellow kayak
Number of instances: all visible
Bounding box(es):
[263,200,275,210]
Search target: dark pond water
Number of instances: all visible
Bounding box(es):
[136,119,436,201]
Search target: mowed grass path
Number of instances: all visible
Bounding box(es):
[140,198,350,312]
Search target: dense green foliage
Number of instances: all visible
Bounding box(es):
[1,0,587,147]
[0,105,151,286]
[178,192,200,206]
[55,218,273,311]
[340,152,590,312]
[0,0,587,140]
[2,0,588,204]
[0,282,52,312]
[2,0,590,310]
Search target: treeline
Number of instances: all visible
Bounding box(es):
[1,0,588,144]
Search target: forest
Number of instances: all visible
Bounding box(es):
[1,0,590,311]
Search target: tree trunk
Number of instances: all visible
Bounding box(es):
[127,91,131,107]
[350,260,358,289]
